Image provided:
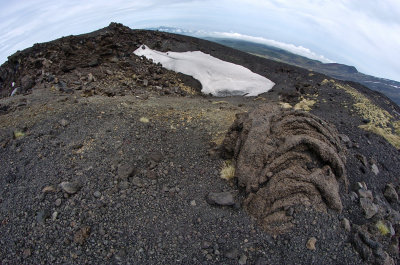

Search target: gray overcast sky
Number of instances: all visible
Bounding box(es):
[0,0,399,81]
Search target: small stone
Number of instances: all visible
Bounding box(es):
[359,182,368,190]
[60,181,82,194]
[306,237,317,250]
[143,79,149,86]
[110,56,119,63]
[59,119,69,127]
[55,198,62,207]
[355,154,368,167]
[36,209,50,223]
[87,73,95,83]
[224,248,239,259]
[52,211,58,221]
[362,118,370,124]
[255,257,268,265]
[130,177,143,188]
[74,226,91,245]
[106,70,113,75]
[119,181,129,190]
[93,191,101,198]
[206,191,235,206]
[146,170,157,179]
[21,75,34,91]
[42,185,56,193]
[201,241,211,249]
[360,198,378,219]
[371,164,379,175]
[115,249,127,261]
[340,134,351,144]
[382,251,395,265]
[23,248,31,258]
[206,254,212,260]
[349,192,358,201]
[358,189,373,200]
[384,184,398,203]
[239,254,248,265]
[342,218,351,232]
[190,200,197,206]
[148,151,163,163]
[286,207,294,216]
[117,163,136,180]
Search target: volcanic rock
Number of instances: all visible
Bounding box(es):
[206,191,235,206]
[60,181,82,194]
[221,104,347,234]
[384,184,398,203]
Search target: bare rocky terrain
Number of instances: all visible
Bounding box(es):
[1,23,400,264]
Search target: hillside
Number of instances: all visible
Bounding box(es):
[1,23,400,264]
[205,38,400,106]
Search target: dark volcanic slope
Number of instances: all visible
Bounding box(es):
[1,23,400,265]
[204,37,400,106]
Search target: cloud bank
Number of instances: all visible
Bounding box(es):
[202,32,334,63]
[156,27,334,63]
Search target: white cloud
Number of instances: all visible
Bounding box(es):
[0,0,399,81]
[203,31,334,63]
[225,0,400,80]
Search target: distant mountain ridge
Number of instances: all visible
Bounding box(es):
[150,27,400,105]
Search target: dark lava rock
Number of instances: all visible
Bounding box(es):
[384,183,399,203]
[206,191,235,206]
[60,181,82,194]
[117,163,136,180]
[221,104,347,234]
[224,248,239,259]
[21,75,34,91]
[359,198,378,219]
[36,209,51,224]
[74,226,91,245]
[148,151,163,163]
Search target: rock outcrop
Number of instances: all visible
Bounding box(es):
[221,104,348,234]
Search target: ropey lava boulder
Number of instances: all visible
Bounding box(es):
[221,104,348,234]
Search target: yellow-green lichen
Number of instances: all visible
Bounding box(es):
[324,79,400,149]
[220,160,235,180]
[13,131,25,139]
[294,97,316,112]
[376,221,390,236]
[139,117,150,123]
[279,102,292,109]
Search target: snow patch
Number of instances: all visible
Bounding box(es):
[133,45,274,96]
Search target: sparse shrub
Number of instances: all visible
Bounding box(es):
[139,117,150,123]
[13,131,25,139]
[330,80,400,149]
[279,102,292,109]
[220,160,235,180]
[294,97,316,111]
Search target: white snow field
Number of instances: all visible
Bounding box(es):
[133,45,275,96]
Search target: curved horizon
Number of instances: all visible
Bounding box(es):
[0,0,399,81]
